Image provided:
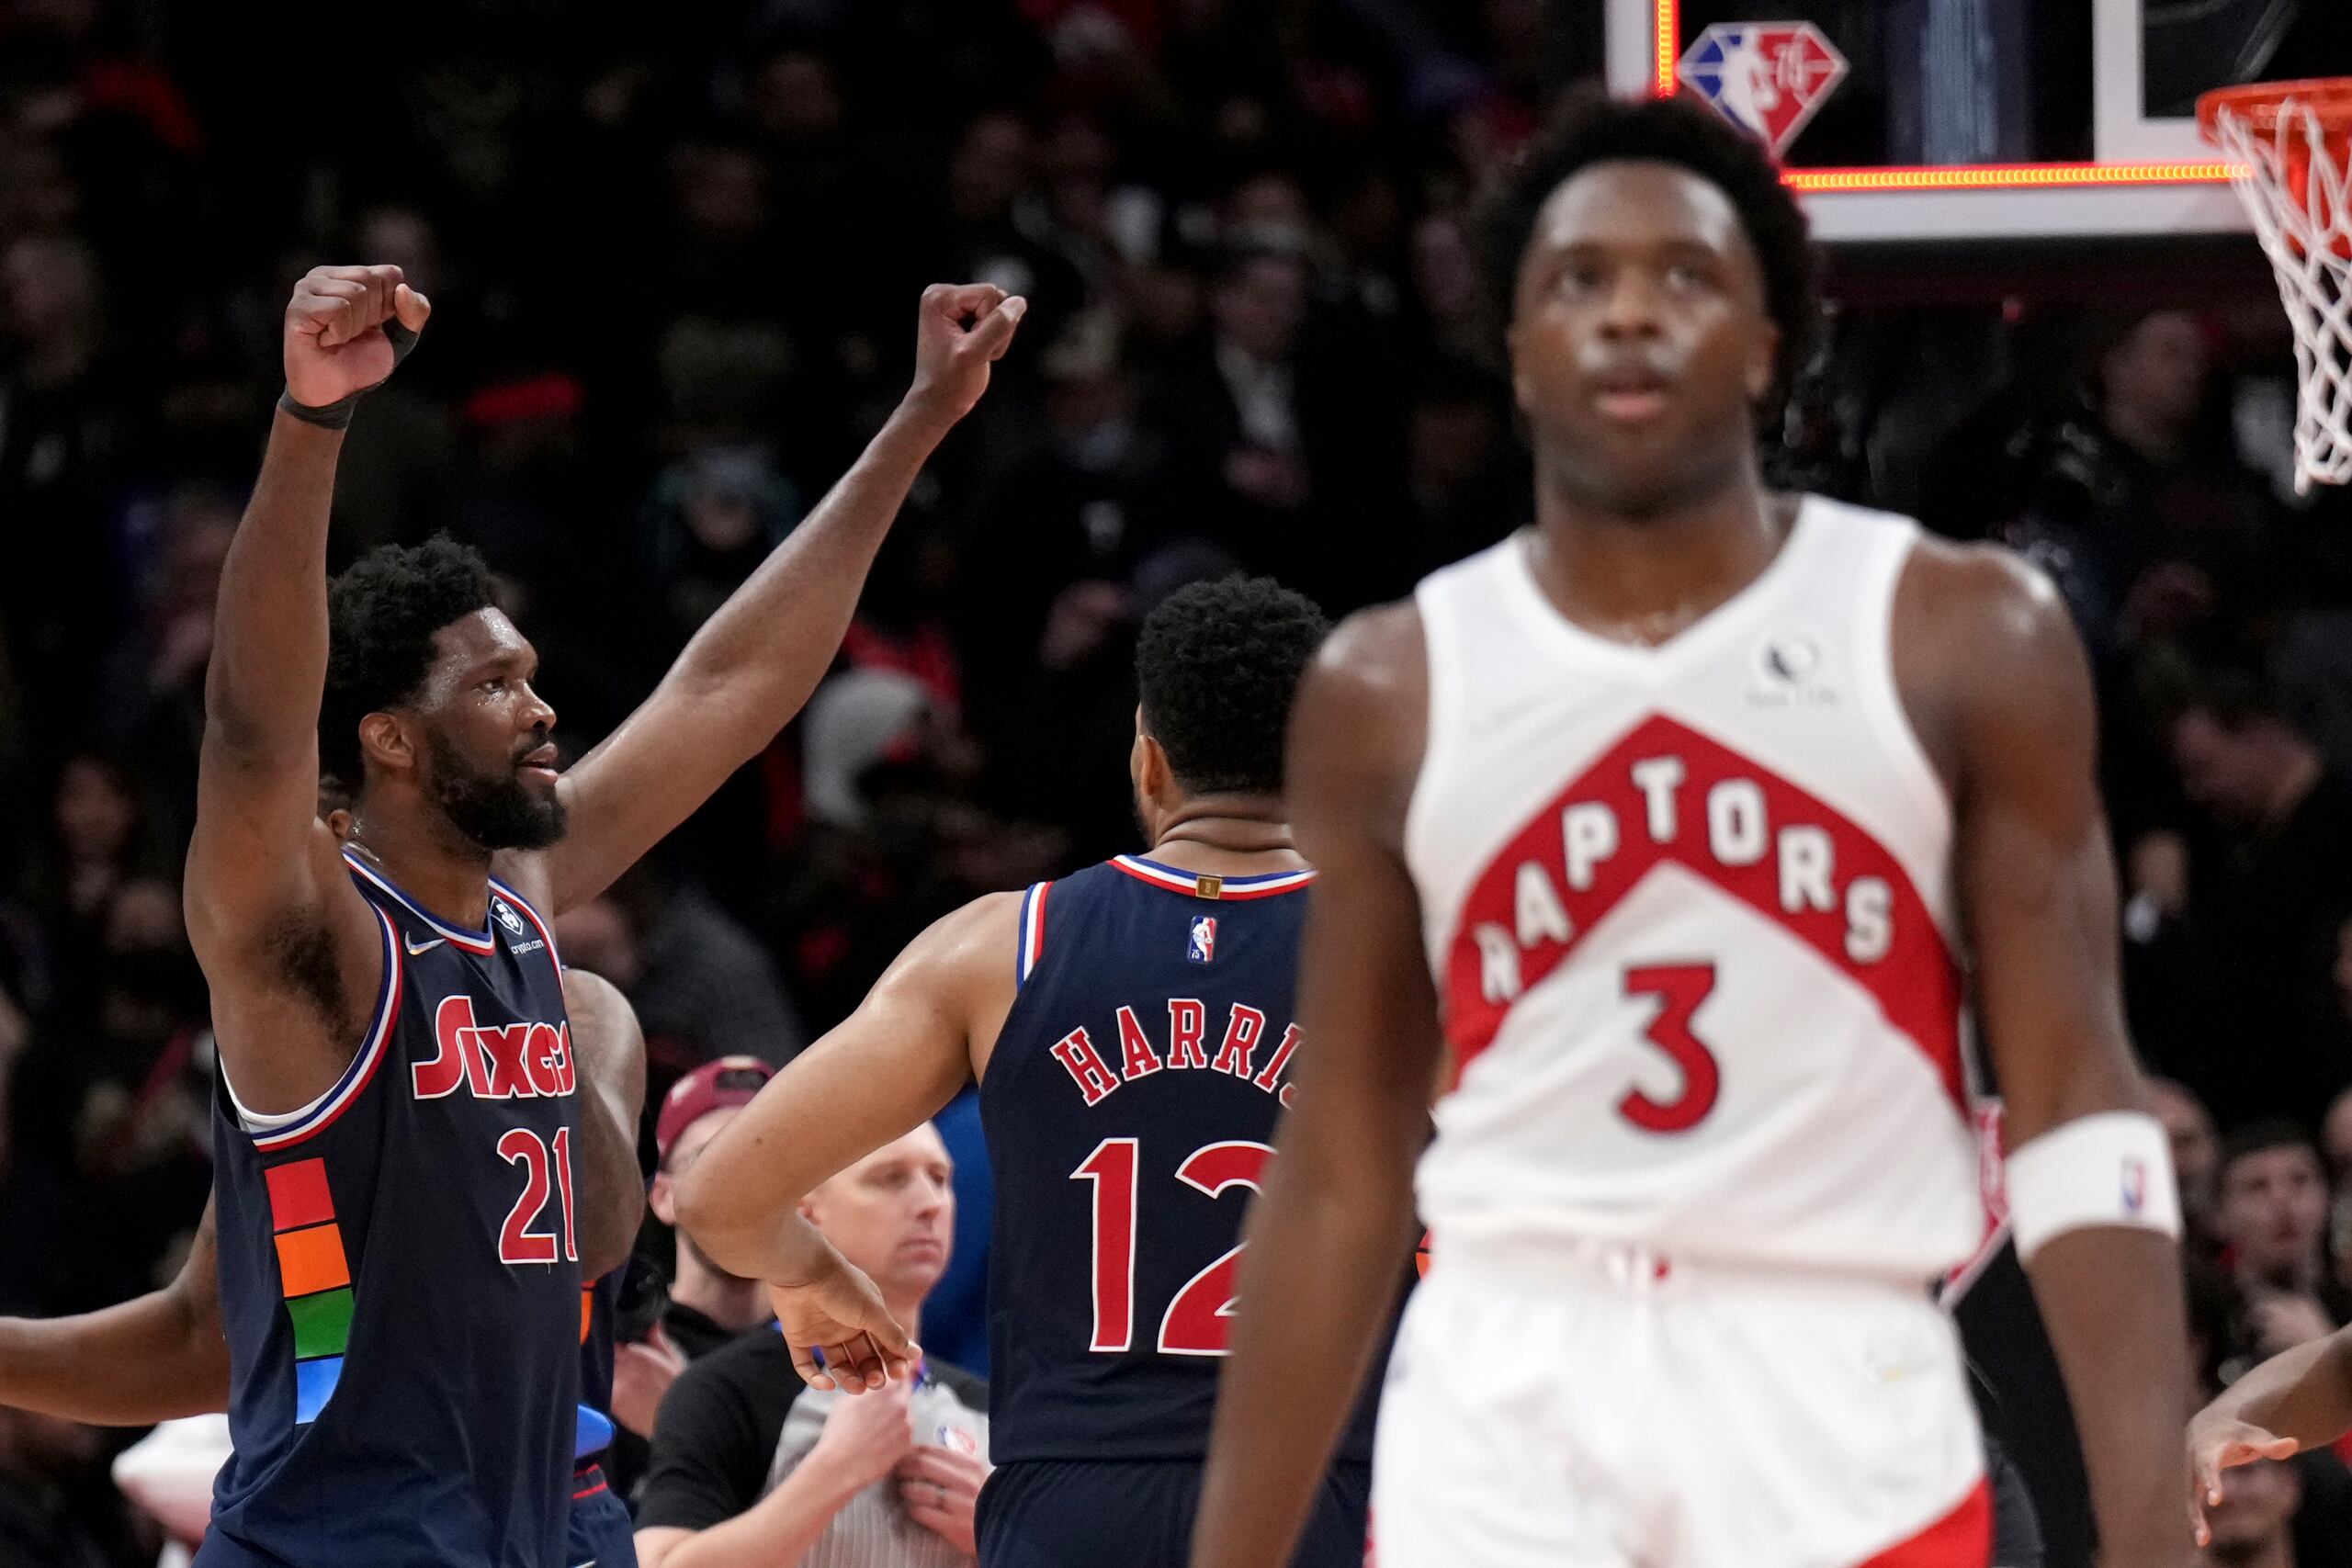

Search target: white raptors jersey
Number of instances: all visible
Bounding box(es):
[1404,496,1982,1280]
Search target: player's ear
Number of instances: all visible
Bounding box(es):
[1508,320,1535,414]
[357,711,413,774]
[648,1171,675,1225]
[1135,731,1170,799]
[1747,320,1780,404]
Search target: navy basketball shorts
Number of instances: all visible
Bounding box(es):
[568,1465,638,1568]
[978,1456,1370,1568]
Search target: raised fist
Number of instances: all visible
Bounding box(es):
[904,283,1027,428]
[283,265,431,412]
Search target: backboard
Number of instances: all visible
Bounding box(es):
[1603,0,2352,242]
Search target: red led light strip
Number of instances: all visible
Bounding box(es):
[1785,162,2234,191]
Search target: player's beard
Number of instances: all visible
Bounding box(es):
[422,727,569,852]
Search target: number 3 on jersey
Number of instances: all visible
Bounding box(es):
[497,1127,577,1266]
[1071,1138,1272,1357]
[1619,964,1720,1133]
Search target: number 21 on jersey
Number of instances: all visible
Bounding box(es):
[1071,1139,1272,1357]
[498,1126,577,1266]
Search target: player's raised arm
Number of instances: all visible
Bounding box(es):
[521,285,1025,916]
[187,266,429,1111]
[0,1198,227,1425]
[1915,544,2194,1567]
[1192,605,1440,1568]
[673,893,1015,1390]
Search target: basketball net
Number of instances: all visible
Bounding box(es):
[2201,79,2352,492]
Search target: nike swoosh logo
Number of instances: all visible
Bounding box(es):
[405,935,447,955]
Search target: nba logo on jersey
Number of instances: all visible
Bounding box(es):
[1677,22,1848,156]
[1187,916,1217,964]
[2121,1157,2148,1214]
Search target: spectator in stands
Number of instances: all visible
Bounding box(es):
[602,1056,786,1506]
[1145,242,1404,609]
[646,1057,784,1364]
[1405,211,1486,367]
[635,1123,987,1567]
[2156,1077,2224,1248]
[0,232,129,752]
[36,752,146,940]
[554,863,807,1073]
[2199,1457,2300,1568]
[2215,1123,2345,1357]
[1397,365,1522,577]
[90,479,238,848]
[1990,310,2276,671]
[2325,1088,2352,1192]
[632,446,802,672]
[2168,671,2352,1126]
[925,108,1085,369]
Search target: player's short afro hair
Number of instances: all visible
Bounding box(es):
[1479,90,1819,402]
[320,536,502,789]
[1136,575,1329,798]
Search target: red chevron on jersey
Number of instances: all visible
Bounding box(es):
[1442,711,1962,1105]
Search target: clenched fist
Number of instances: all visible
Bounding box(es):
[902,283,1026,430]
[283,265,431,412]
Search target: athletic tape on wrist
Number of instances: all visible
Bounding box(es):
[2004,1110,2180,1262]
[279,319,421,430]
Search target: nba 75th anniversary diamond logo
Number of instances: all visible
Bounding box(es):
[1677,22,1848,158]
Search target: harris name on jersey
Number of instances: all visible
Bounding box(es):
[1046,999,1300,1109]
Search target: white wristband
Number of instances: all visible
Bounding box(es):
[2004,1111,2180,1262]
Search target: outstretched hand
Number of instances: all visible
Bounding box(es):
[283,265,431,411]
[2188,1412,2298,1545]
[903,283,1026,429]
[769,1245,919,1394]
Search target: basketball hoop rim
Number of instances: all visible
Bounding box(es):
[2198,77,2352,142]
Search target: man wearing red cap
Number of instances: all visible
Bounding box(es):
[594,1056,791,1505]
[649,1057,788,1363]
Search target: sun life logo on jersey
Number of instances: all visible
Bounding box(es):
[1187,915,1217,964]
[493,898,528,936]
[1747,629,1835,707]
[1677,22,1849,158]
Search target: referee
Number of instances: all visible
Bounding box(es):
[635,1124,989,1568]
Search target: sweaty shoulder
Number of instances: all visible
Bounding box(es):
[1287,600,1428,853]
[1890,534,2091,795]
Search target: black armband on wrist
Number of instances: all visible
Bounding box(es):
[277,388,359,429]
[278,319,423,431]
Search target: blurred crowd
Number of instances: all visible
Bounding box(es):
[5,0,2352,1562]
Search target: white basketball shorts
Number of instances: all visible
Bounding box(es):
[1369,1238,1990,1568]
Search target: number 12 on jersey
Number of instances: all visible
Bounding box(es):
[1071,1138,1273,1357]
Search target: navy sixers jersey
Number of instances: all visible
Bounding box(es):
[202,853,582,1568]
[981,854,1390,1464]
